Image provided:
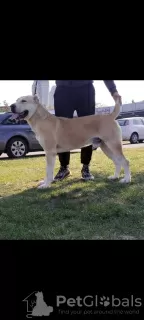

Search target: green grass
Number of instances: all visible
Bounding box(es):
[0,149,144,239]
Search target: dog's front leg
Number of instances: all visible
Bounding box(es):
[38,153,56,189]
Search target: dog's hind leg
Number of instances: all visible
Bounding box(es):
[100,142,122,180]
[119,156,131,184]
[38,152,56,189]
[104,141,131,183]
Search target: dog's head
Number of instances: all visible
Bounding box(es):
[10,95,39,121]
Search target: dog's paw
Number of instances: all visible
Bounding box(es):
[119,177,131,184]
[108,175,119,180]
[37,183,51,189]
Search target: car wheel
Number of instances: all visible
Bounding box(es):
[6,137,28,158]
[139,140,143,143]
[130,133,139,144]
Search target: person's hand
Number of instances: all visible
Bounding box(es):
[113,92,122,105]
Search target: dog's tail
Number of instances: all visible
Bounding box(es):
[110,99,121,119]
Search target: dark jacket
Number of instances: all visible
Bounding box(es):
[55,80,117,96]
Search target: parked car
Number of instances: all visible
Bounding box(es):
[117,117,144,144]
[0,112,43,158]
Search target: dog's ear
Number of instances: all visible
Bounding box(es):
[33,95,39,104]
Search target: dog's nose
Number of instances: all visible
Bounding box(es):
[10,104,16,113]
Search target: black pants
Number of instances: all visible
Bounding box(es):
[54,83,95,167]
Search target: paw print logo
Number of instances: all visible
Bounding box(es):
[99,296,110,307]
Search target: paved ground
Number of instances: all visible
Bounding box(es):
[0,142,144,160]
[122,142,144,148]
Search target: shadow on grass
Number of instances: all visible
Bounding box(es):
[0,171,144,239]
[0,171,143,206]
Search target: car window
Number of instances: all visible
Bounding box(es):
[2,117,28,125]
[118,119,129,126]
[2,117,20,125]
[0,113,10,123]
[133,119,143,125]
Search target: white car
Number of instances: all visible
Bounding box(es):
[117,117,144,144]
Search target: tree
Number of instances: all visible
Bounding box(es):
[3,100,9,106]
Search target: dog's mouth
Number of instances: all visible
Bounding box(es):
[10,110,29,120]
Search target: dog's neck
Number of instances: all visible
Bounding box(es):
[28,103,53,126]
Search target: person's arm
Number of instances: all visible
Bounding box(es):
[49,85,56,108]
[32,81,37,96]
[103,80,117,96]
[39,80,49,107]
[103,80,122,104]
[32,81,49,107]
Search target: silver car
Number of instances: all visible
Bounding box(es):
[117,117,144,144]
[0,112,43,158]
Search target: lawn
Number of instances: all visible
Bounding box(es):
[0,148,144,240]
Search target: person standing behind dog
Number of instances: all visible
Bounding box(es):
[54,80,122,181]
[32,81,49,108]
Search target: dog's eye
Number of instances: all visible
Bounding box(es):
[21,100,27,103]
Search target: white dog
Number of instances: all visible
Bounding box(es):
[10,95,131,189]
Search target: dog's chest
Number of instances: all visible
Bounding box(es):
[34,129,45,148]
[36,134,45,148]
